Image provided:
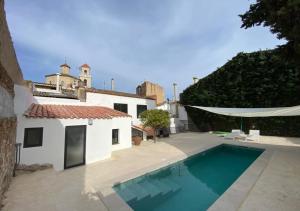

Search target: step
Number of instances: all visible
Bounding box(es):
[161,178,181,192]
[139,180,161,197]
[128,183,150,200]
[118,187,137,202]
[151,179,173,195]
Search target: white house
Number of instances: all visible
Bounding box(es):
[14,85,157,170]
[85,89,156,125]
[16,103,131,170]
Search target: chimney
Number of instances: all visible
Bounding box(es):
[193,77,198,84]
[56,73,60,92]
[111,78,115,91]
[173,83,177,102]
[172,83,179,117]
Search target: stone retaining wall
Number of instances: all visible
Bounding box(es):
[0,0,24,205]
[0,117,16,203]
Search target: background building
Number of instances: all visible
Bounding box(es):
[44,63,92,90]
[136,81,165,105]
[79,63,92,88]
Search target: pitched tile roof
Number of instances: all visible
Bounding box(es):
[132,125,155,136]
[24,104,131,119]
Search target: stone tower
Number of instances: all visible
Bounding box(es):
[60,63,70,74]
[79,64,92,88]
[136,81,165,105]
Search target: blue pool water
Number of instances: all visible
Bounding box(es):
[113,144,264,211]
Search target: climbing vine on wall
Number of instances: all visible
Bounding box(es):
[180,50,300,137]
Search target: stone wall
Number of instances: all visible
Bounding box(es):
[0,0,23,85]
[0,61,16,203]
[0,117,16,203]
[0,0,24,205]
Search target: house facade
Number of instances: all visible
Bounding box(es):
[11,58,165,171]
[16,104,131,171]
[14,82,157,171]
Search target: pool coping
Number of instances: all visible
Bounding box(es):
[97,142,272,211]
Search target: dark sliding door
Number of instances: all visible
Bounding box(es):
[64,125,86,169]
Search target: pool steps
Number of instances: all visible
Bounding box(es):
[115,176,182,208]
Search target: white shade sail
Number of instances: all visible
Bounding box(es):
[188,105,300,117]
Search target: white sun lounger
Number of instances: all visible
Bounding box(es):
[246,130,260,141]
[224,129,246,140]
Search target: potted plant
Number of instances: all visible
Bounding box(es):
[132,136,142,145]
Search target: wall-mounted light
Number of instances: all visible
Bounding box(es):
[88,119,93,125]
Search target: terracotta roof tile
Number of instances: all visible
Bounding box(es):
[24,104,131,119]
[132,125,155,136]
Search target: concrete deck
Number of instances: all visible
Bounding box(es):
[2,132,300,211]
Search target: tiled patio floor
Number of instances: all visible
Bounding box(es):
[2,132,300,211]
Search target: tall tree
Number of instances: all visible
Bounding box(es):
[240,0,300,61]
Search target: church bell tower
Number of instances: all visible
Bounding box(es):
[79,64,92,88]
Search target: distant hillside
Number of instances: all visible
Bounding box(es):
[180,50,300,137]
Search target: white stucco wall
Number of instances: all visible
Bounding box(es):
[177,105,188,121]
[158,102,189,133]
[86,92,156,125]
[16,116,132,171]
[34,96,83,105]
[14,84,35,115]
[112,117,132,151]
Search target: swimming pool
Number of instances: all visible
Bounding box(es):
[113,144,264,211]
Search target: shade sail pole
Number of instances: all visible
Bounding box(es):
[240,117,243,131]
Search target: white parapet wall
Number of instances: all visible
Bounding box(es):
[34,96,83,105]
[14,85,36,115]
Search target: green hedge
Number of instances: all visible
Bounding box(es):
[180,50,300,137]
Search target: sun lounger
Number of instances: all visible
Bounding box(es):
[246,130,260,141]
[224,129,246,139]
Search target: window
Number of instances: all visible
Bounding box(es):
[84,70,87,76]
[24,127,43,148]
[114,103,128,113]
[137,105,147,117]
[112,129,119,145]
[83,79,87,86]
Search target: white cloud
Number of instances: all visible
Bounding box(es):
[5,0,283,97]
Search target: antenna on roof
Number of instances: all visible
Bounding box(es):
[64,56,67,64]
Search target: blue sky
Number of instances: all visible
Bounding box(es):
[5,0,284,98]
